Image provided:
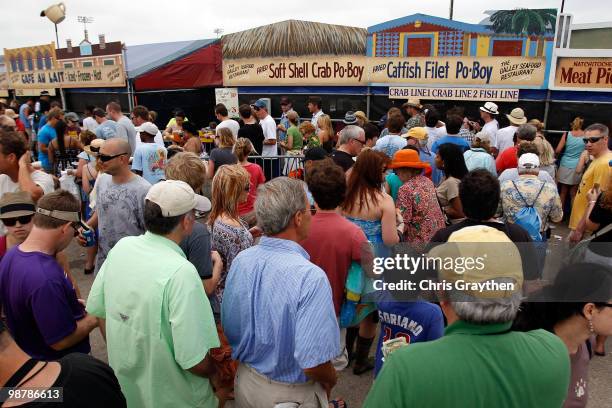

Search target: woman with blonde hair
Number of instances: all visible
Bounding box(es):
[234,138,265,226]
[317,114,334,152]
[529,119,557,180]
[557,116,586,212]
[355,111,368,128]
[208,127,237,178]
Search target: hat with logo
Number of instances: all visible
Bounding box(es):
[3,109,18,119]
[479,102,499,115]
[428,225,524,299]
[0,192,35,219]
[139,121,159,136]
[507,107,527,125]
[302,147,329,162]
[146,180,211,216]
[251,99,268,110]
[518,152,540,169]
[343,111,358,125]
[388,148,430,170]
[402,127,428,141]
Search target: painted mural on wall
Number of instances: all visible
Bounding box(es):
[367,10,555,88]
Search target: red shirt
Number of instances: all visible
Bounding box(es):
[15,119,25,132]
[238,162,265,215]
[496,146,518,174]
[300,212,368,315]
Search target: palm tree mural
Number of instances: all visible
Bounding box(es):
[490,8,557,35]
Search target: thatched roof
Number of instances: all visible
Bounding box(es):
[222,20,367,58]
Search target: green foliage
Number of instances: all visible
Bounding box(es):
[490,9,557,35]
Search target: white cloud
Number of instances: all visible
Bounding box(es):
[0,0,606,51]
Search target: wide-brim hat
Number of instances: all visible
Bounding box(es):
[3,109,19,119]
[403,98,422,110]
[479,102,499,115]
[0,192,35,218]
[388,149,430,170]
[343,111,358,125]
[84,138,105,156]
[507,108,527,125]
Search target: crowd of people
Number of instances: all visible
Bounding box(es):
[0,93,610,408]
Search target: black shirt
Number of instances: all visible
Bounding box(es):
[588,195,612,257]
[429,219,540,280]
[331,150,355,172]
[9,353,126,407]
[238,123,264,156]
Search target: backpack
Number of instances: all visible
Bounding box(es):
[510,180,546,242]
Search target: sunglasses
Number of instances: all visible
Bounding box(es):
[584,136,605,144]
[353,138,366,145]
[70,222,81,237]
[98,152,127,162]
[2,214,33,227]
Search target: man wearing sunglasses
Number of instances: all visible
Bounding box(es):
[331,125,365,172]
[570,123,612,242]
[79,138,151,274]
[0,190,98,361]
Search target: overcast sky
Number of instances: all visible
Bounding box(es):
[0,0,606,52]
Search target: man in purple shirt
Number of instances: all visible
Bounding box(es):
[0,190,98,360]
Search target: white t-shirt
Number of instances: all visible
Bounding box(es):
[311,110,324,133]
[260,115,278,157]
[425,126,447,150]
[82,116,98,132]
[0,171,55,235]
[482,119,499,141]
[216,119,240,138]
[494,125,518,153]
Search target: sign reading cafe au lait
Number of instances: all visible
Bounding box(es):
[8,65,126,89]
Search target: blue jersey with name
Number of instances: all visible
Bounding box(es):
[375,299,444,375]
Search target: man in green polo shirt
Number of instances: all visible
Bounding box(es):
[87,180,219,408]
[365,226,570,408]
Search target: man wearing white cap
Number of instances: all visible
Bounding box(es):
[494,107,527,156]
[87,180,219,408]
[479,102,499,146]
[132,122,167,185]
[500,152,563,242]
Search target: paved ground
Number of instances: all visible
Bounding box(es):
[67,224,611,407]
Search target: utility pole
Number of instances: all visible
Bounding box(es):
[449,0,454,20]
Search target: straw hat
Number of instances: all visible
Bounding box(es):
[3,109,19,119]
[388,149,430,170]
[0,192,35,218]
[506,108,527,125]
[402,98,422,110]
[84,138,105,156]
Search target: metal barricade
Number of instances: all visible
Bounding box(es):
[246,154,305,180]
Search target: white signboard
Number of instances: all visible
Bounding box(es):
[388,86,520,102]
[215,87,239,119]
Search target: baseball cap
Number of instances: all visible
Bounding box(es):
[251,99,267,110]
[145,180,211,216]
[428,225,524,299]
[403,127,427,140]
[139,121,159,136]
[302,147,329,162]
[0,192,35,218]
[474,131,491,143]
[518,153,540,169]
[64,112,79,122]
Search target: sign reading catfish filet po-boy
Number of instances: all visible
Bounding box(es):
[223,56,368,86]
[8,65,126,89]
[370,56,546,87]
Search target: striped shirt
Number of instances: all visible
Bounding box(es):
[221,237,340,383]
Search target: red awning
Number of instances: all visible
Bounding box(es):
[133,43,222,91]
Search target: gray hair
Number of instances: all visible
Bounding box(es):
[0,115,16,128]
[516,124,536,142]
[447,279,522,324]
[585,123,609,138]
[339,125,364,145]
[255,177,308,235]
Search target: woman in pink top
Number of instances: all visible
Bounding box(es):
[235,137,265,227]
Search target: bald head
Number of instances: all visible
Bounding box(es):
[102,138,130,155]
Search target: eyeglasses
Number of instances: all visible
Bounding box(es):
[98,153,127,162]
[70,222,81,237]
[584,136,605,144]
[353,138,366,145]
[2,214,33,226]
